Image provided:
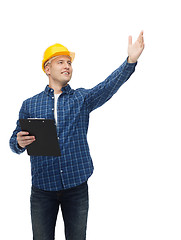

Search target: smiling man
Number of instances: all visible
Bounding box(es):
[10,31,144,240]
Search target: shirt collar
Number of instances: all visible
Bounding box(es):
[61,84,74,94]
[45,84,74,95]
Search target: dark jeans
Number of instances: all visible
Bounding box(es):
[30,181,89,240]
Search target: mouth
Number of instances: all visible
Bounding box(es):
[61,71,70,75]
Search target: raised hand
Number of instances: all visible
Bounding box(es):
[128,31,145,63]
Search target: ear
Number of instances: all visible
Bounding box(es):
[44,65,50,75]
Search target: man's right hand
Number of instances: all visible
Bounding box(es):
[17,131,35,148]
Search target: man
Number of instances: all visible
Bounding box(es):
[10,31,144,240]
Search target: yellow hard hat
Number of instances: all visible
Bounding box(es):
[42,43,75,73]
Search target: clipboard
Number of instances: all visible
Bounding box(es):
[19,119,61,156]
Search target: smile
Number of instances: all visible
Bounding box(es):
[61,72,70,75]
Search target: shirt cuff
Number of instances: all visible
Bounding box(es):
[16,139,26,154]
[126,57,137,66]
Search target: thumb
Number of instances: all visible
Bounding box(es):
[128,35,132,46]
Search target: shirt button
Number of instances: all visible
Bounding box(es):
[52,108,54,111]
[57,137,59,140]
[52,96,54,99]
[60,170,63,173]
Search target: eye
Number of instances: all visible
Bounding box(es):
[58,61,63,64]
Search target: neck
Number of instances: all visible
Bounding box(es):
[49,80,68,94]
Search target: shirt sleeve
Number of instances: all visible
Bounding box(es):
[85,58,137,112]
[9,101,29,154]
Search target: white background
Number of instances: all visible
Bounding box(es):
[1,0,181,239]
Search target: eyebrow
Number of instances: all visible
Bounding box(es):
[56,59,71,62]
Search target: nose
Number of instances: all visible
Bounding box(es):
[64,62,70,69]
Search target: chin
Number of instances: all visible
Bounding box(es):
[62,79,71,86]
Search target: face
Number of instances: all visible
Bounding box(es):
[45,55,73,86]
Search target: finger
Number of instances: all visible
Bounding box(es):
[139,30,144,37]
[19,139,35,148]
[19,139,34,144]
[17,136,35,142]
[138,31,143,42]
[19,137,36,143]
[24,139,35,145]
[17,131,29,136]
[137,31,144,41]
[128,36,132,46]
[19,136,35,141]
[141,36,145,48]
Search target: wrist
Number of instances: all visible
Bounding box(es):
[127,56,137,64]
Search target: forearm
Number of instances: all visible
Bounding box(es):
[86,58,137,112]
[9,124,26,154]
[10,101,29,154]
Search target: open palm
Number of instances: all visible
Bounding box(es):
[128,31,145,63]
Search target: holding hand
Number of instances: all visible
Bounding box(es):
[128,31,145,63]
[17,131,35,148]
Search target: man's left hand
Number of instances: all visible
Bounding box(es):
[128,31,145,63]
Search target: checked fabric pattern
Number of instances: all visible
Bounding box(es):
[10,59,137,191]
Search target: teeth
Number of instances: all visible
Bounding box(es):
[62,72,69,74]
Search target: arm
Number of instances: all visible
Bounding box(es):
[86,59,137,112]
[86,31,145,112]
[9,101,35,154]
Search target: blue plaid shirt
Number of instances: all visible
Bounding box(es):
[10,59,137,191]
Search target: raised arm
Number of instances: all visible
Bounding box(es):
[85,31,145,113]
